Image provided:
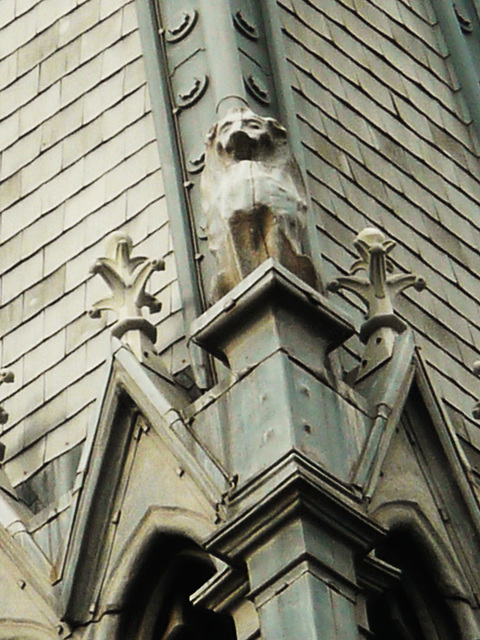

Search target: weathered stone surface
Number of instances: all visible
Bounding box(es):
[201,107,317,302]
[2,0,480,635]
[0,0,176,518]
[279,0,480,452]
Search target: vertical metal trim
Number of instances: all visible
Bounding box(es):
[135,0,211,387]
[198,0,248,116]
[431,0,480,145]
[260,0,326,291]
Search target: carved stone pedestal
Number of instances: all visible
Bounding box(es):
[188,259,368,487]
[188,261,379,640]
[191,259,353,375]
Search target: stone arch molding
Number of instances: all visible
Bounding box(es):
[0,620,59,640]
[370,499,480,638]
[100,505,216,617]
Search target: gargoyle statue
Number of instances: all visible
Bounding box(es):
[201,107,317,302]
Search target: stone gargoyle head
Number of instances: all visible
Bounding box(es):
[206,106,288,163]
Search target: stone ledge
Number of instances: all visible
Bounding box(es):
[190,259,355,372]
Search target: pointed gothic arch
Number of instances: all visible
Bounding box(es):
[371,500,471,598]
[367,529,460,639]
[103,506,216,612]
[366,501,476,639]
[118,534,236,640]
[100,508,236,640]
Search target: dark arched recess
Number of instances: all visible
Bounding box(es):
[367,529,461,639]
[119,534,237,640]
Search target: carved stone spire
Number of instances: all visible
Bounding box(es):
[89,233,165,362]
[328,228,426,380]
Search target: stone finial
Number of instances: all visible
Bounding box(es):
[328,228,426,380]
[0,369,14,425]
[89,233,165,347]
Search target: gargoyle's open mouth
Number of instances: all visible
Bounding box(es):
[223,130,260,160]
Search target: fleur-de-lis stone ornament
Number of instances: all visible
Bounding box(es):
[0,369,14,425]
[328,228,426,380]
[89,233,165,359]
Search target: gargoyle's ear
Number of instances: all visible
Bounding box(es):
[266,117,287,141]
[206,123,218,146]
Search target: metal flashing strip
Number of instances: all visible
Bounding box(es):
[0,514,58,624]
[431,0,480,145]
[352,330,417,495]
[134,0,211,388]
[113,343,230,492]
[198,0,246,116]
[261,0,328,286]
[414,351,480,524]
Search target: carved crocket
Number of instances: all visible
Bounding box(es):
[201,107,317,302]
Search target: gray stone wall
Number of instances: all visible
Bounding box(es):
[278,0,480,472]
[2,0,480,570]
[0,0,179,523]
